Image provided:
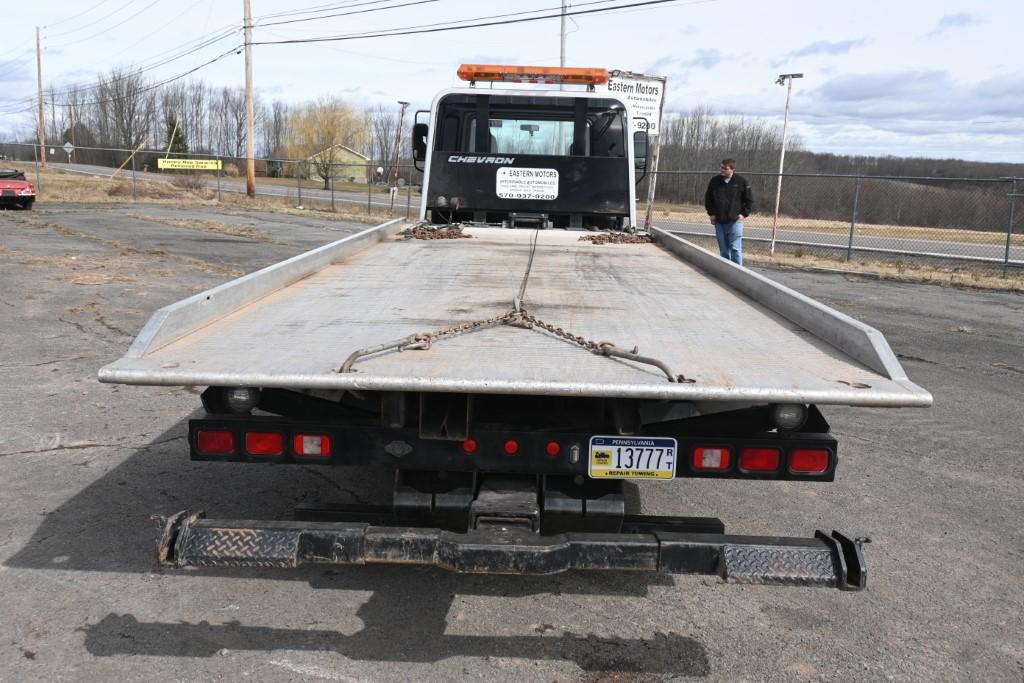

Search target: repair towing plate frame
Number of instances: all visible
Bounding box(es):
[588,435,678,479]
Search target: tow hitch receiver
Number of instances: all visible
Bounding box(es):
[157,511,867,590]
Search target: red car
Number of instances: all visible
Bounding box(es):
[0,169,36,210]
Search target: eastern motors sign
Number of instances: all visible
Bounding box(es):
[599,71,666,136]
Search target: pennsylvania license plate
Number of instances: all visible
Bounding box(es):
[588,436,678,479]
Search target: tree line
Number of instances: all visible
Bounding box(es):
[650,107,1022,232]
[5,68,412,186]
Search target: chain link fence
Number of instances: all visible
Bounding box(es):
[643,170,1022,274]
[2,141,1020,273]
[0,141,424,220]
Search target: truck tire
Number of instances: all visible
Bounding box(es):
[21,199,33,210]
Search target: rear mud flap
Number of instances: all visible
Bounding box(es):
[157,511,867,590]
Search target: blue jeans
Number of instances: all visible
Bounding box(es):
[715,220,743,265]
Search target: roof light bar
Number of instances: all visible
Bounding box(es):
[457,64,609,86]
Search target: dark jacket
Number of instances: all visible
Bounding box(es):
[705,174,754,223]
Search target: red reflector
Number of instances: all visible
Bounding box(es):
[503,439,519,455]
[739,447,781,472]
[692,446,731,470]
[462,438,478,454]
[293,434,332,458]
[545,441,561,457]
[789,449,829,474]
[245,431,284,456]
[197,429,235,455]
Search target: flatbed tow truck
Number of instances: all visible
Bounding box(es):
[99,65,931,590]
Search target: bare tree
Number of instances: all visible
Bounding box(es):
[369,104,398,177]
[96,68,156,151]
[259,100,289,158]
[286,97,366,188]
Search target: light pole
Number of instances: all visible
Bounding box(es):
[769,72,802,255]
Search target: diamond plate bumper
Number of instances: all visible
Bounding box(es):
[157,511,867,590]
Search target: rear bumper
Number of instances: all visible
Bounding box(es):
[157,511,867,590]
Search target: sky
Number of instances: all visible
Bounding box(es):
[1,0,1022,163]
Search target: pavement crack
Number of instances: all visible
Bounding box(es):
[94,314,135,338]
[991,362,1024,375]
[0,355,98,369]
[57,316,91,336]
[0,442,123,457]
[137,435,188,451]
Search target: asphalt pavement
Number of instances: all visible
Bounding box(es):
[1,202,1022,681]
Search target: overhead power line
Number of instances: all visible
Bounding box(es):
[256,0,440,28]
[45,0,146,39]
[1,26,241,110]
[43,0,116,30]
[54,46,242,108]
[46,0,165,50]
[255,0,406,22]
[253,0,710,45]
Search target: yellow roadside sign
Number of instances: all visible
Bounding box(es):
[157,158,222,171]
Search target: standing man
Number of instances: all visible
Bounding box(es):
[705,158,754,265]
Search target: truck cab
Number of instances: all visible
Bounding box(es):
[414,65,647,230]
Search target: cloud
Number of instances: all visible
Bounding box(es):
[0,59,32,84]
[681,49,722,69]
[814,70,950,105]
[787,38,867,58]
[647,49,722,75]
[808,70,1024,121]
[928,12,980,36]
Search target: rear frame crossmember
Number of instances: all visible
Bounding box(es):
[156,510,867,590]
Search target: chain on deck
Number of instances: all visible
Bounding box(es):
[337,227,691,382]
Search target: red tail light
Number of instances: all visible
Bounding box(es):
[294,434,332,458]
[789,449,830,474]
[692,446,731,471]
[245,431,284,456]
[739,447,781,472]
[545,441,561,457]
[197,429,235,455]
[462,438,478,454]
[503,439,520,455]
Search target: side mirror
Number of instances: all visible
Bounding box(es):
[633,130,649,172]
[412,123,428,162]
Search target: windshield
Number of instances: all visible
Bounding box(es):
[472,118,575,156]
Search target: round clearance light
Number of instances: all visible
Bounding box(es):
[462,438,479,454]
[224,387,260,414]
[545,441,561,457]
[771,403,807,431]
[503,439,520,456]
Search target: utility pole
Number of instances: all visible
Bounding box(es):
[36,27,46,169]
[389,100,409,212]
[560,0,567,68]
[243,0,256,197]
[769,72,802,255]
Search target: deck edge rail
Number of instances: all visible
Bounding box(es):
[651,227,914,384]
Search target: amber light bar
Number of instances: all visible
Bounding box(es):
[457,64,609,85]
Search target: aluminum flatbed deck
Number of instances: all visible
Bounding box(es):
[99,220,931,407]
